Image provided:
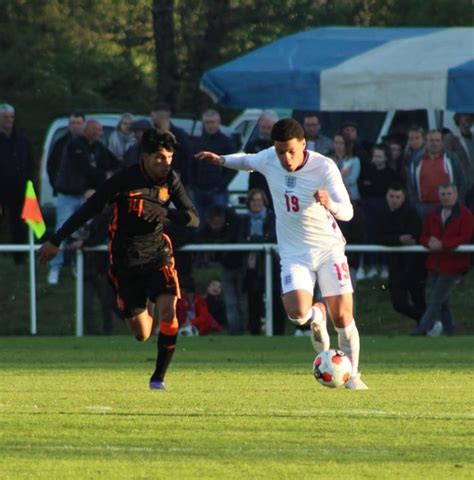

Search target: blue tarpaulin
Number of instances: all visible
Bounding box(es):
[200,27,474,112]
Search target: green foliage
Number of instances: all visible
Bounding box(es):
[0,0,472,152]
[0,0,155,150]
[0,336,472,478]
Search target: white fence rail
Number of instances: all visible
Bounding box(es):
[1,242,474,336]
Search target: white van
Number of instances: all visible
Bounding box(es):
[39,113,247,228]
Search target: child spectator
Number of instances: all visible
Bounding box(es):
[359,143,399,279]
[177,276,223,336]
[205,280,227,328]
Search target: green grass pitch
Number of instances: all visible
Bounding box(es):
[0,336,472,479]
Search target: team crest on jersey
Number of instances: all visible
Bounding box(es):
[157,187,170,203]
[284,274,292,286]
[285,176,296,189]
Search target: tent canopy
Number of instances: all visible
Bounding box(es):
[200,27,474,112]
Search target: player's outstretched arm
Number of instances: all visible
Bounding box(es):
[37,241,60,264]
[194,151,225,166]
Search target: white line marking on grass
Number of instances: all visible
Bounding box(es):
[269,408,474,420]
[84,405,112,410]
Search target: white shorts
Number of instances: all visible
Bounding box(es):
[280,249,353,297]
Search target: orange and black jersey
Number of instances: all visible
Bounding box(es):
[49,162,199,269]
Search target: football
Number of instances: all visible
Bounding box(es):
[313,349,352,388]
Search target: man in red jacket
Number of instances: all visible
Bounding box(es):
[413,183,474,336]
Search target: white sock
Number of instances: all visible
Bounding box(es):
[288,308,312,327]
[310,305,330,353]
[335,320,360,377]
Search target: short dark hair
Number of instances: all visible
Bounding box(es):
[141,129,177,154]
[271,118,305,142]
[408,125,425,136]
[151,103,172,114]
[205,204,226,220]
[373,142,390,159]
[70,111,85,120]
[387,181,405,192]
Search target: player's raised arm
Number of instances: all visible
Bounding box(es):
[314,161,353,221]
[194,151,225,166]
[37,173,123,264]
[195,150,255,171]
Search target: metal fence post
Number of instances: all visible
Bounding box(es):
[264,246,274,336]
[75,249,84,337]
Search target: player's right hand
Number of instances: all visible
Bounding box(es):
[37,241,59,265]
[194,151,225,166]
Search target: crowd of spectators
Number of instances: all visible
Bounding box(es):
[1,102,473,336]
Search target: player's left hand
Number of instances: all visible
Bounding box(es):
[314,189,334,211]
[143,202,168,223]
[37,241,59,264]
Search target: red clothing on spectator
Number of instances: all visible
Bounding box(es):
[420,203,474,275]
[419,154,450,203]
[176,293,223,335]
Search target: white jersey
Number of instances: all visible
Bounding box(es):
[223,148,353,261]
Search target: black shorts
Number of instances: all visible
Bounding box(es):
[108,260,180,318]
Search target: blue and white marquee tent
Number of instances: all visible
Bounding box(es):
[200,27,474,112]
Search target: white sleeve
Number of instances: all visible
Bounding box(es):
[223,149,268,172]
[325,161,354,221]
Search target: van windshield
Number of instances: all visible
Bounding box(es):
[294,111,386,145]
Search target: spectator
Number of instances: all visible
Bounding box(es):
[330,132,361,202]
[49,120,120,285]
[443,113,474,190]
[341,120,370,168]
[406,129,465,220]
[176,276,223,336]
[413,183,474,336]
[359,143,399,279]
[196,204,247,335]
[387,138,405,179]
[246,110,279,210]
[69,208,119,335]
[108,113,135,162]
[123,119,153,168]
[47,111,85,196]
[205,280,227,328]
[303,112,332,155]
[239,188,278,335]
[404,125,426,169]
[151,104,192,186]
[377,182,426,325]
[190,109,237,223]
[0,103,35,265]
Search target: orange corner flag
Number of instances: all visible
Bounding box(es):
[21,180,46,239]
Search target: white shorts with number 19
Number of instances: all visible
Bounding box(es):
[280,248,353,297]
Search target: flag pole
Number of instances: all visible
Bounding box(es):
[22,179,45,335]
[28,226,37,335]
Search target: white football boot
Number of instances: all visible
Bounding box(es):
[345,373,369,390]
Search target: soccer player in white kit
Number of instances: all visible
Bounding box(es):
[196,118,368,389]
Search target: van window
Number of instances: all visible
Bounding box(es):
[48,126,115,157]
[293,110,386,145]
[386,110,429,144]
